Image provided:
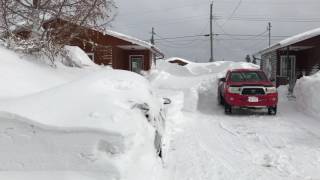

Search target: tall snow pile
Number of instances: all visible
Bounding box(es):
[149,59,259,113]
[63,46,99,68]
[295,71,320,119]
[0,46,95,99]
[0,46,166,180]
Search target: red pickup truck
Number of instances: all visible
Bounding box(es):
[218,69,278,115]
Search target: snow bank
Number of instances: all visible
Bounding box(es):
[63,46,99,68]
[157,59,193,76]
[0,46,166,179]
[0,111,120,178]
[0,46,96,99]
[185,60,259,76]
[0,70,165,180]
[294,71,320,119]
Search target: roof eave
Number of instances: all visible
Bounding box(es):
[255,43,281,56]
[151,46,164,59]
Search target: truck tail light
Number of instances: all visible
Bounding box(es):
[265,87,277,94]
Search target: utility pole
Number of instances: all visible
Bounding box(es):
[151,27,155,45]
[267,22,272,47]
[150,27,156,67]
[209,1,214,62]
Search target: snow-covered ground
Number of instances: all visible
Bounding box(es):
[1,44,320,180]
[150,60,320,180]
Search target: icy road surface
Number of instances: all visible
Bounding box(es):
[164,98,320,180]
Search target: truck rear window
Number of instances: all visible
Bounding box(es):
[229,72,267,82]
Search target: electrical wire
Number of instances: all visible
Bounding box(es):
[220,0,242,27]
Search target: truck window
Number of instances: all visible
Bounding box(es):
[230,72,267,82]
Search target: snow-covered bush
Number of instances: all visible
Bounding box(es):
[295,71,320,119]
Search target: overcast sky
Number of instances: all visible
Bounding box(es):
[111,0,320,62]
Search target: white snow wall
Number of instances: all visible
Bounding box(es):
[0,112,122,178]
[295,72,320,119]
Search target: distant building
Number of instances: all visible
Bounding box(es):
[167,57,190,66]
[256,28,320,91]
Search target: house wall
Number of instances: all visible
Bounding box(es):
[278,46,320,77]
[126,50,151,71]
[44,19,154,71]
[304,46,320,75]
[261,51,277,83]
[112,48,151,71]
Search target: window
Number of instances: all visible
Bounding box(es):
[130,55,144,74]
[280,55,296,77]
[229,72,267,82]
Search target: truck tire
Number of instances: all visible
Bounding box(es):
[224,103,232,114]
[218,94,225,105]
[268,106,277,115]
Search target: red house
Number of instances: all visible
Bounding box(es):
[17,18,164,73]
[257,28,320,92]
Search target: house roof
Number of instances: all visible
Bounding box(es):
[103,29,164,58]
[165,57,192,64]
[42,18,164,58]
[257,27,320,55]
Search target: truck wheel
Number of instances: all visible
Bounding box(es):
[268,106,277,115]
[219,94,225,105]
[224,103,232,114]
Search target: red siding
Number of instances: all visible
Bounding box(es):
[43,19,155,71]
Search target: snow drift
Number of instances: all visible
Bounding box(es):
[63,46,99,68]
[295,71,320,119]
[0,46,95,99]
[0,46,166,180]
[0,70,165,180]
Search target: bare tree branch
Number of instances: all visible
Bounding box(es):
[0,0,117,65]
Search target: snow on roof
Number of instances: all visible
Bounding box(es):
[43,18,163,57]
[104,29,163,56]
[258,27,320,55]
[280,27,320,47]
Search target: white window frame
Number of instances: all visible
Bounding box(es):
[129,55,144,72]
[280,55,296,77]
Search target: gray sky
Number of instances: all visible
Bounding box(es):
[111,0,320,62]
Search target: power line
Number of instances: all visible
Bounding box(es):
[218,17,320,22]
[152,33,289,41]
[154,34,206,40]
[117,2,208,17]
[113,16,320,30]
[114,14,209,28]
[220,0,242,27]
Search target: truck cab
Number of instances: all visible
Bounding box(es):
[218,69,278,115]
